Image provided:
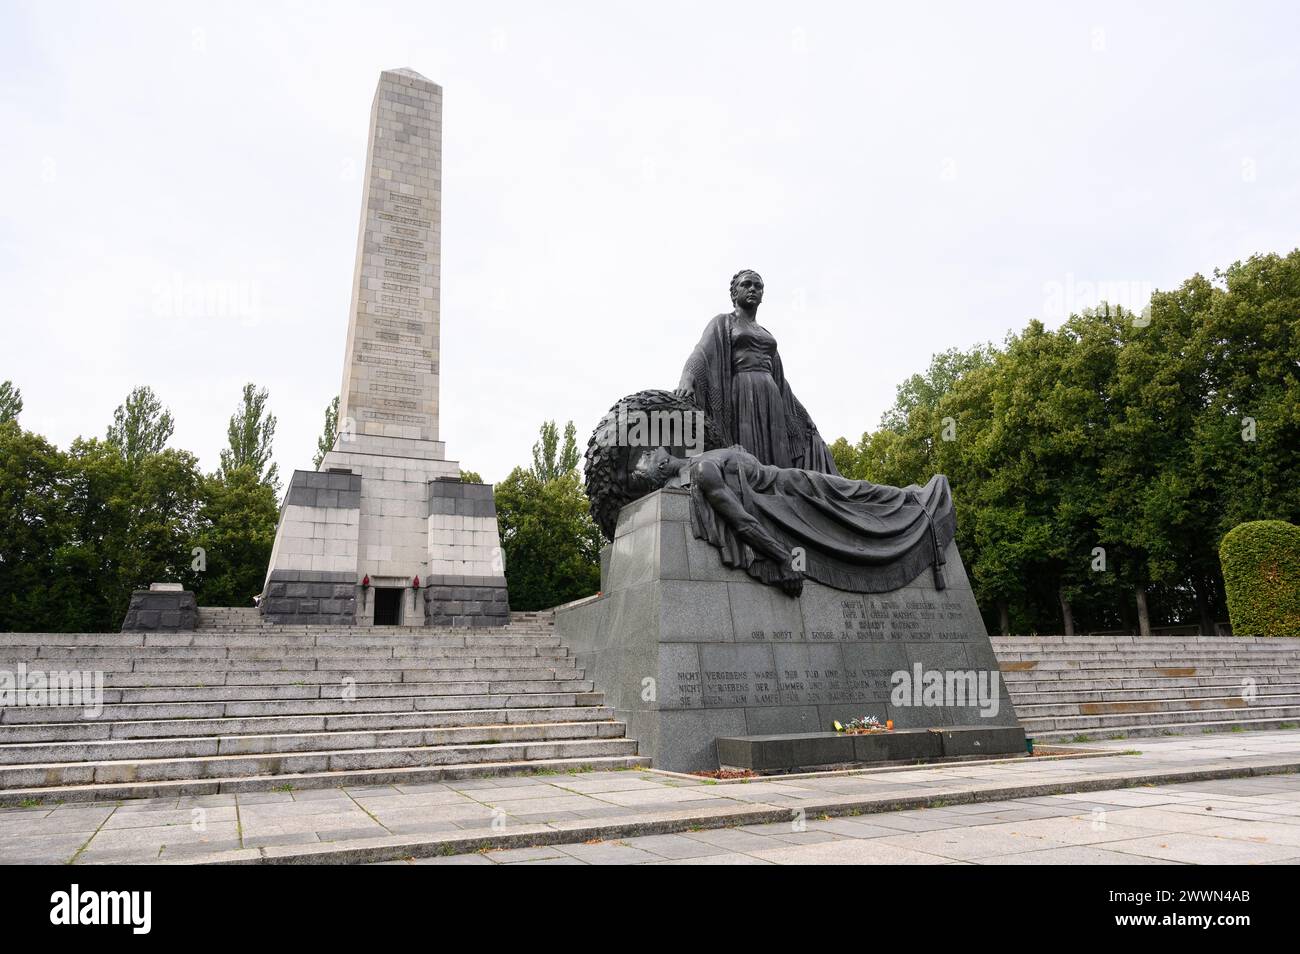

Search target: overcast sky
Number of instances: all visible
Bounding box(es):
[3,1,1297,483]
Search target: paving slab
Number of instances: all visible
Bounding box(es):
[2,731,1297,865]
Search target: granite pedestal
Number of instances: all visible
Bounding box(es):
[555,488,1023,773]
[121,585,198,632]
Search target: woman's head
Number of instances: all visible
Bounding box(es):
[729,269,764,308]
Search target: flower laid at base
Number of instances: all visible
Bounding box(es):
[832,715,894,735]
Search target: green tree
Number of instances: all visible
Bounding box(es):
[313,395,339,469]
[193,465,279,607]
[0,421,72,631]
[879,344,996,433]
[0,380,22,423]
[495,467,602,610]
[459,469,484,484]
[106,385,174,463]
[219,383,279,489]
[531,420,579,481]
[56,439,203,630]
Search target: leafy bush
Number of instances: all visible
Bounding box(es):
[1220,520,1300,637]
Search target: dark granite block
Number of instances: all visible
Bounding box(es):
[121,587,199,632]
[789,732,855,767]
[852,729,942,762]
[287,486,314,506]
[936,726,1025,757]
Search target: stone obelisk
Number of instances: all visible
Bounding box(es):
[261,69,509,628]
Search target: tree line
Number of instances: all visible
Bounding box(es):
[0,374,603,629]
[0,384,282,631]
[829,250,1300,637]
[4,250,1294,633]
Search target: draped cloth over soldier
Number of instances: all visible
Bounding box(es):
[683,445,955,594]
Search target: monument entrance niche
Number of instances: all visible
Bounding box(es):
[555,273,1024,772]
[260,69,510,629]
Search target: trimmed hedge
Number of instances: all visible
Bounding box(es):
[1220,520,1300,638]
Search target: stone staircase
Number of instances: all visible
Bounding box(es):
[0,612,647,805]
[994,634,1300,742]
[193,607,558,634]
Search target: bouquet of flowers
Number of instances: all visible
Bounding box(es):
[832,715,894,735]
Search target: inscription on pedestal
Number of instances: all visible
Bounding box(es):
[803,594,975,644]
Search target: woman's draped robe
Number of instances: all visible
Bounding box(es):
[679,313,841,476]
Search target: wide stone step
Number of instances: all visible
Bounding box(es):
[1006,682,1300,705]
[186,629,559,637]
[0,754,646,806]
[0,633,563,648]
[0,705,617,743]
[1018,701,1300,732]
[1,646,573,663]
[1002,667,1300,683]
[993,642,1289,649]
[1014,692,1300,718]
[0,736,642,787]
[1027,716,1300,742]
[45,678,597,699]
[1000,661,1300,675]
[1002,674,1300,692]
[998,654,1300,667]
[48,668,587,687]
[0,691,606,723]
[0,720,629,764]
[23,659,583,674]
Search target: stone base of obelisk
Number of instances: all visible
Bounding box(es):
[554,488,1023,773]
[260,434,509,628]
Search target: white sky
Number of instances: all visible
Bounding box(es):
[3,1,1297,483]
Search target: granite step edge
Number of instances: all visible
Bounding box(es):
[152,757,1300,866]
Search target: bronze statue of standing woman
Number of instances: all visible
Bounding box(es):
[677,269,840,475]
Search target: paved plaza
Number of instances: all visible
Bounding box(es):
[1,731,1298,865]
[393,773,1300,865]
